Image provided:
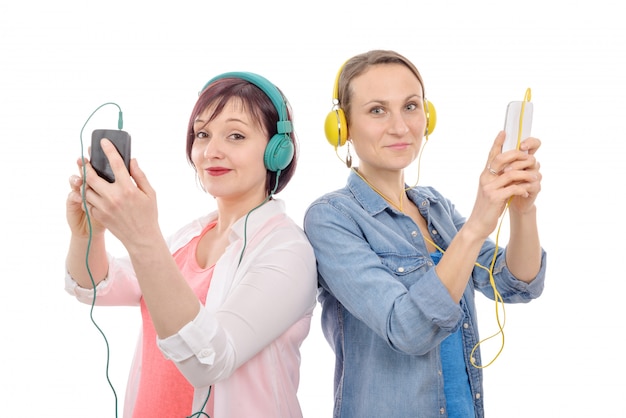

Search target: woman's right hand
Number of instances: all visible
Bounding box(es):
[66,157,106,238]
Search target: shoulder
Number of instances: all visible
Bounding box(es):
[304,186,356,217]
[247,200,311,247]
[240,210,316,274]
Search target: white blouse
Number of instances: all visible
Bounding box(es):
[66,199,318,417]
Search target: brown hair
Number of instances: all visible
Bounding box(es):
[186,77,297,195]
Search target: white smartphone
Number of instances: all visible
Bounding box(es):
[503,101,533,152]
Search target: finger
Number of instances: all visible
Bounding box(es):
[100,138,130,183]
[129,159,155,197]
[488,131,506,162]
[69,174,82,189]
[501,153,537,173]
[486,131,506,174]
[519,137,541,154]
[76,156,89,171]
[67,188,84,206]
[80,156,103,186]
[79,159,110,210]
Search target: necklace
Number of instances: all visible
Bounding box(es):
[352,168,405,212]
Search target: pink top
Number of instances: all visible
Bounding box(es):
[133,222,216,417]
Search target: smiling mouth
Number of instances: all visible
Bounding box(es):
[206,168,230,176]
[387,142,411,149]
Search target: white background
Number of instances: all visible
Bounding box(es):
[1,1,624,417]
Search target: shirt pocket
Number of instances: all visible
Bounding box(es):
[377,252,430,287]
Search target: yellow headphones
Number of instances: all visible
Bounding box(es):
[323,63,437,148]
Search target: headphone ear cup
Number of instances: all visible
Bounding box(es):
[425,100,437,136]
[324,107,348,148]
[264,134,294,172]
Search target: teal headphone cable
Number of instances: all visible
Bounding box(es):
[80,103,215,418]
[79,102,123,417]
[237,170,282,266]
[79,103,280,417]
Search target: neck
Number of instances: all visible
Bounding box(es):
[352,167,406,212]
[214,193,271,232]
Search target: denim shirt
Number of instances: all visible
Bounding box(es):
[303,170,546,418]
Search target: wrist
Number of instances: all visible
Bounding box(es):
[509,203,537,217]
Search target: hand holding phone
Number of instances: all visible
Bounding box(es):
[90,129,131,182]
[502,100,533,153]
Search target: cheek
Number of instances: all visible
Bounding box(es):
[349,120,381,148]
[348,117,374,142]
[190,142,204,166]
[411,113,428,133]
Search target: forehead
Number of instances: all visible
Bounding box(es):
[193,97,268,137]
[195,97,247,121]
[196,97,265,129]
[351,64,423,100]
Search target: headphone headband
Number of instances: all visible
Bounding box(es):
[199,71,295,173]
[330,61,348,105]
[324,61,436,148]
[200,71,292,134]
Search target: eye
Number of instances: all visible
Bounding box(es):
[370,106,385,115]
[228,132,245,141]
[195,131,208,139]
[406,102,418,111]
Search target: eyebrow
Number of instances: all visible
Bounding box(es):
[362,94,423,106]
[193,117,250,126]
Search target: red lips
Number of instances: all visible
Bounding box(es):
[206,167,231,176]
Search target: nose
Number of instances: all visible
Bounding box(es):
[387,112,410,135]
[202,137,223,160]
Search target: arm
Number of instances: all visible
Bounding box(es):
[506,205,542,282]
[436,132,543,301]
[65,155,144,304]
[503,137,543,282]
[158,224,317,387]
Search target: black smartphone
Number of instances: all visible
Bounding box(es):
[91,129,131,182]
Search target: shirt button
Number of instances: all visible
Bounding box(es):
[427,261,433,267]
[432,229,438,235]
[411,230,418,237]
[476,393,481,400]
[199,349,212,358]
[439,407,445,414]
[463,323,469,329]
[422,201,428,207]
[397,267,405,273]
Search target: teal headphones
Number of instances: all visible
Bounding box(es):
[200,72,295,173]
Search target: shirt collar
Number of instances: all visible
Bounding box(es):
[346,169,440,215]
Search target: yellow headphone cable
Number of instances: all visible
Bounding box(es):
[345,88,532,368]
